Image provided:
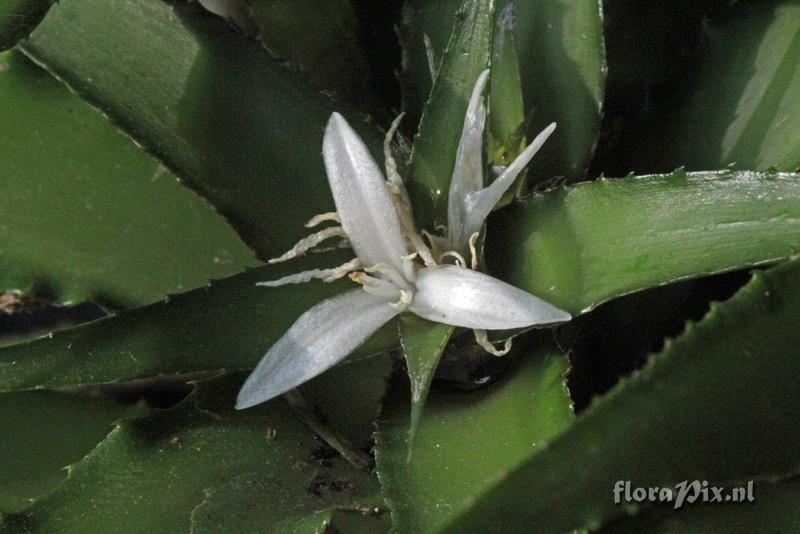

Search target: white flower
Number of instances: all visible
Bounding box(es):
[236,72,569,410]
[438,69,556,257]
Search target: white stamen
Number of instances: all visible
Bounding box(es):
[439,250,467,267]
[305,211,341,228]
[389,289,414,310]
[268,226,347,264]
[349,272,403,299]
[384,114,437,267]
[468,232,479,270]
[402,253,418,282]
[364,262,412,291]
[474,329,512,356]
[257,257,363,287]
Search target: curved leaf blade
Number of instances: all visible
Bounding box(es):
[406,0,495,229]
[21,0,384,260]
[0,252,397,391]
[0,390,144,513]
[375,337,574,533]
[660,0,800,172]
[490,170,800,314]
[446,259,800,532]
[0,51,258,307]
[1,373,383,533]
[401,0,606,186]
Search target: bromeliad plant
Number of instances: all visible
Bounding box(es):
[1,0,800,533]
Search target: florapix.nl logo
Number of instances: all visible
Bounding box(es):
[613,480,755,509]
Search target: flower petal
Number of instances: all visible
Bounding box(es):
[463,122,556,240]
[236,289,399,409]
[448,69,490,244]
[409,265,570,330]
[323,113,409,273]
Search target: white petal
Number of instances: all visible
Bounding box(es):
[448,69,489,246]
[462,122,556,241]
[236,289,399,409]
[409,264,570,330]
[323,113,409,273]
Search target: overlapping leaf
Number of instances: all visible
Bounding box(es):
[375,337,574,533]
[446,259,800,532]
[0,51,257,307]
[401,0,606,185]
[490,170,800,313]
[1,372,386,533]
[0,252,396,391]
[21,0,384,260]
[0,390,145,513]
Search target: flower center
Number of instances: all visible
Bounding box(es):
[348,256,418,311]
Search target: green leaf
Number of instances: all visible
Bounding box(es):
[246,0,383,116]
[0,51,258,307]
[401,0,606,185]
[21,0,384,260]
[0,252,396,391]
[445,258,800,532]
[398,315,453,454]
[511,0,606,182]
[658,0,800,171]
[0,0,52,50]
[486,1,527,206]
[490,170,800,314]
[0,390,145,513]
[1,373,383,533]
[406,0,495,229]
[375,336,574,533]
[602,478,800,533]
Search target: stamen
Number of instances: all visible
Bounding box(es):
[364,262,412,290]
[305,211,341,228]
[383,113,437,267]
[256,257,362,287]
[268,226,347,264]
[389,289,414,310]
[468,232,479,270]
[401,252,418,282]
[439,250,467,268]
[350,272,403,299]
[474,329,512,356]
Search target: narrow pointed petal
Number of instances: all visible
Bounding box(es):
[323,113,409,272]
[448,69,489,243]
[409,265,570,330]
[236,289,400,409]
[462,122,557,241]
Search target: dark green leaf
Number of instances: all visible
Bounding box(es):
[247,0,383,116]
[0,252,396,390]
[491,170,800,314]
[375,337,574,533]
[0,390,145,513]
[21,0,384,260]
[401,0,606,185]
[406,0,495,229]
[657,0,800,171]
[602,478,800,534]
[1,373,382,533]
[0,51,257,307]
[398,315,453,454]
[0,0,52,50]
[511,0,605,182]
[446,259,800,532]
